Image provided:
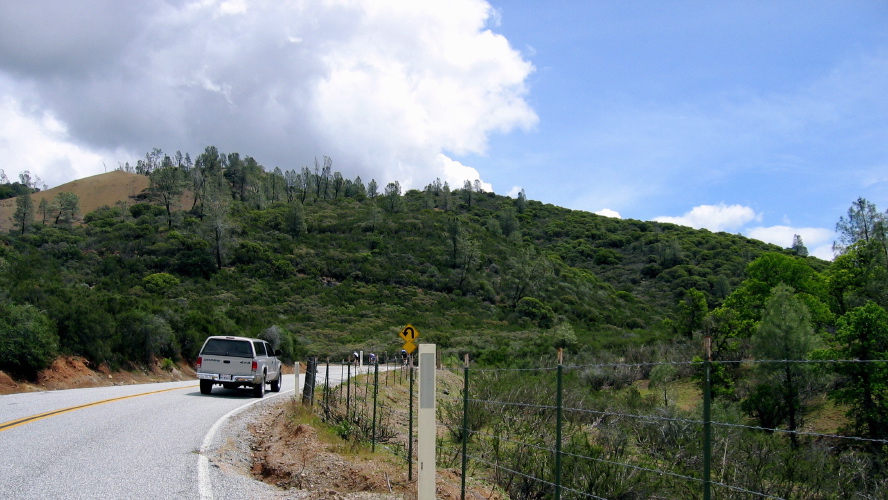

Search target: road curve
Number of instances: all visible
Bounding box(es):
[0,375,298,500]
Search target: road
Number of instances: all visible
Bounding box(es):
[0,365,377,500]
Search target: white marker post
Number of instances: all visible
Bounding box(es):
[417,343,436,500]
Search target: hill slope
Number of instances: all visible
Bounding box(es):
[0,171,151,231]
[0,166,828,373]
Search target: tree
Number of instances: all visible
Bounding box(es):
[367,179,378,199]
[516,188,527,213]
[149,166,187,228]
[504,246,553,307]
[298,166,312,203]
[203,172,233,270]
[749,284,820,447]
[12,190,34,235]
[441,182,452,211]
[284,169,298,203]
[462,180,474,208]
[678,288,708,338]
[819,302,888,441]
[283,202,307,237]
[53,192,80,227]
[382,181,402,213]
[834,197,886,257]
[498,207,520,239]
[791,234,808,257]
[452,232,479,292]
[331,171,344,199]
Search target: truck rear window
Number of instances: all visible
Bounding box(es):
[200,339,254,358]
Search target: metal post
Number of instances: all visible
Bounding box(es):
[555,348,563,500]
[461,353,470,500]
[703,336,712,500]
[347,361,352,420]
[372,359,379,451]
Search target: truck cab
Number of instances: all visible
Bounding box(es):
[195,336,282,397]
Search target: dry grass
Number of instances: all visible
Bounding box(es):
[0,170,195,232]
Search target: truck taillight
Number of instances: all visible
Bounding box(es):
[251,360,258,372]
[196,356,202,369]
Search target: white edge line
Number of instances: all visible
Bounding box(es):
[198,388,295,500]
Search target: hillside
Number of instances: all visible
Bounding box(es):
[0,171,151,231]
[0,165,830,376]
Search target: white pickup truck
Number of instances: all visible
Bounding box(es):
[195,336,283,397]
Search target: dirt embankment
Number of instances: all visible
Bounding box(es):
[0,355,196,395]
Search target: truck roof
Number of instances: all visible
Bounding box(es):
[204,335,263,342]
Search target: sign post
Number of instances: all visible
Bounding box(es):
[399,324,419,355]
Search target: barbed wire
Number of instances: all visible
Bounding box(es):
[439,422,786,499]
[711,421,888,444]
[462,452,609,500]
[463,358,888,374]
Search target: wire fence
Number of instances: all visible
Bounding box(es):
[433,353,888,500]
[301,352,888,499]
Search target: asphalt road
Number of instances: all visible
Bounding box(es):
[0,376,296,499]
[0,364,383,500]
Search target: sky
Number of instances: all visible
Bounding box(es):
[1,1,887,260]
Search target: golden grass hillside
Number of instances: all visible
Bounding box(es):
[0,171,151,232]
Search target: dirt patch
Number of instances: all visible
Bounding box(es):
[0,355,197,395]
[246,370,507,500]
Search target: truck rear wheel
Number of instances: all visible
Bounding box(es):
[253,375,265,398]
[270,374,281,392]
[200,379,213,395]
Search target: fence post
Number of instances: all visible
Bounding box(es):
[703,336,712,500]
[321,360,327,418]
[555,348,564,500]
[302,356,317,405]
[347,361,352,420]
[461,353,470,500]
[372,359,379,452]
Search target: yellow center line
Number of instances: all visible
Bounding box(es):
[0,384,198,432]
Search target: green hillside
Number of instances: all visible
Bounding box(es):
[0,148,833,374]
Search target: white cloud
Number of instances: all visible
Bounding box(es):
[0,90,125,188]
[595,209,621,218]
[654,203,760,232]
[0,0,537,190]
[745,225,835,260]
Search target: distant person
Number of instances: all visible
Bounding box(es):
[400,349,408,366]
[368,353,377,365]
[352,351,359,366]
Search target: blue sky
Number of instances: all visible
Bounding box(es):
[1,1,886,260]
[464,1,888,259]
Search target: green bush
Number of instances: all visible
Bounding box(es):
[142,273,181,294]
[0,302,59,378]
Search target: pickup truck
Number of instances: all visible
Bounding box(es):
[195,336,283,397]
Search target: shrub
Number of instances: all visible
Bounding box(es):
[0,302,59,378]
[142,273,180,294]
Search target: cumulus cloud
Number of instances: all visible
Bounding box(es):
[745,225,835,260]
[595,209,621,218]
[0,0,537,190]
[654,203,760,232]
[0,88,128,187]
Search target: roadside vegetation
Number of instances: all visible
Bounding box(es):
[1,149,887,497]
